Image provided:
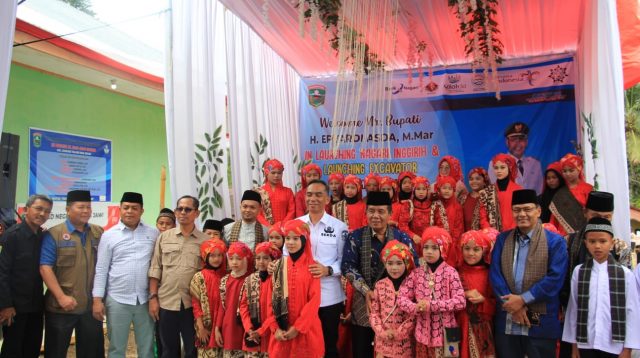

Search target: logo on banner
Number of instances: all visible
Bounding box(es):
[548,65,568,84]
[103,145,110,155]
[425,81,439,92]
[32,132,42,148]
[444,74,466,92]
[308,85,326,107]
[520,70,540,86]
[447,74,461,84]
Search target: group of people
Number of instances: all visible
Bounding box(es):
[0,139,639,358]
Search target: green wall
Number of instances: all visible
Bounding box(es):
[3,64,170,224]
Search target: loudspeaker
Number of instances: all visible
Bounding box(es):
[0,132,19,209]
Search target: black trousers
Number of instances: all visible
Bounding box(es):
[578,349,618,358]
[318,302,343,358]
[494,330,556,358]
[158,304,196,358]
[43,310,104,358]
[351,324,374,358]
[0,311,44,358]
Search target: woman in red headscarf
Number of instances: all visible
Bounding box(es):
[397,171,416,202]
[294,163,322,217]
[430,176,464,266]
[548,154,593,235]
[363,173,380,203]
[482,153,523,231]
[190,238,227,357]
[430,156,468,202]
[332,175,367,231]
[461,168,491,232]
[456,229,497,358]
[239,242,282,356]
[397,176,432,253]
[257,159,296,225]
[266,220,324,357]
[215,242,254,356]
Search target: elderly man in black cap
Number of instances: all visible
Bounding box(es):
[92,192,159,358]
[488,122,544,194]
[490,189,568,358]
[223,190,268,250]
[39,190,105,358]
[341,191,419,358]
[0,194,52,357]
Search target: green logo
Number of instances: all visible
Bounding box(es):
[308,85,326,108]
[32,132,42,148]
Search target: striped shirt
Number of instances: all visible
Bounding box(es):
[92,221,159,305]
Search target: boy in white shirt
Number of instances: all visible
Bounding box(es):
[563,217,640,358]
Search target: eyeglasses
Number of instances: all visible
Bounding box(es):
[512,206,537,214]
[30,206,52,214]
[175,207,195,213]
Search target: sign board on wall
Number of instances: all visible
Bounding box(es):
[29,128,112,201]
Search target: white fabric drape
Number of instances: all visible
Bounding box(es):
[225,8,301,218]
[164,0,231,219]
[0,0,18,134]
[577,0,630,241]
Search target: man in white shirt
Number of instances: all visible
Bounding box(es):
[488,122,543,194]
[297,179,347,358]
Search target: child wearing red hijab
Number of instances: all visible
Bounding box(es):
[267,220,324,357]
[398,227,466,358]
[332,175,367,231]
[215,242,253,356]
[397,171,416,202]
[431,156,468,202]
[268,222,285,252]
[483,153,523,231]
[190,239,227,357]
[456,229,498,358]
[294,163,322,217]
[239,242,282,357]
[380,176,404,227]
[430,176,464,266]
[328,173,345,210]
[257,159,296,225]
[363,172,380,203]
[560,153,593,207]
[461,168,491,231]
[398,176,432,251]
[370,240,417,358]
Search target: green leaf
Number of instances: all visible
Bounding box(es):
[202,197,210,206]
[213,125,223,139]
[204,182,209,195]
[204,132,212,143]
[263,138,268,147]
[213,191,224,208]
[217,149,224,157]
[196,175,201,184]
[196,144,207,152]
[213,163,219,172]
[207,150,213,162]
[200,165,206,177]
[254,142,260,154]
[217,177,223,186]
[212,137,221,146]
[198,186,204,198]
[195,152,204,163]
[216,157,223,164]
[293,154,298,163]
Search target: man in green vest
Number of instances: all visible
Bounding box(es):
[39,190,104,358]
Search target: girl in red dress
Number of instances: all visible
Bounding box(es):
[294,163,322,217]
[363,172,381,202]
[461,168,491,232]
[487,153,523,231]
[430,176,464,267]
[215,242,253,357]
[267,220,324,357]
[560,153,593,207]
[398,176,432,251]
[456,229,498,358]
[268,222,285,252]
[257,159,296,225]
[332,175,367,231]
[370,240,416,358]
[239,242,282,357]
[431,156,468,202]
[190,238,227,357]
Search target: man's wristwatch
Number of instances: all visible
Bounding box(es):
[149,293,158,300]
[327,266,334,276]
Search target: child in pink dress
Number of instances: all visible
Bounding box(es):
[398,227,466,358]
[370,240,417,358]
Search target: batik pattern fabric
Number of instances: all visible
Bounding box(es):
[397,262,465,347]
[370,277,416,358]
[191,265,226,354]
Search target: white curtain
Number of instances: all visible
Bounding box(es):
[577,0,630,241]
[0,0,17,134]
[224,8,301,219]
[164,0,231,219]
